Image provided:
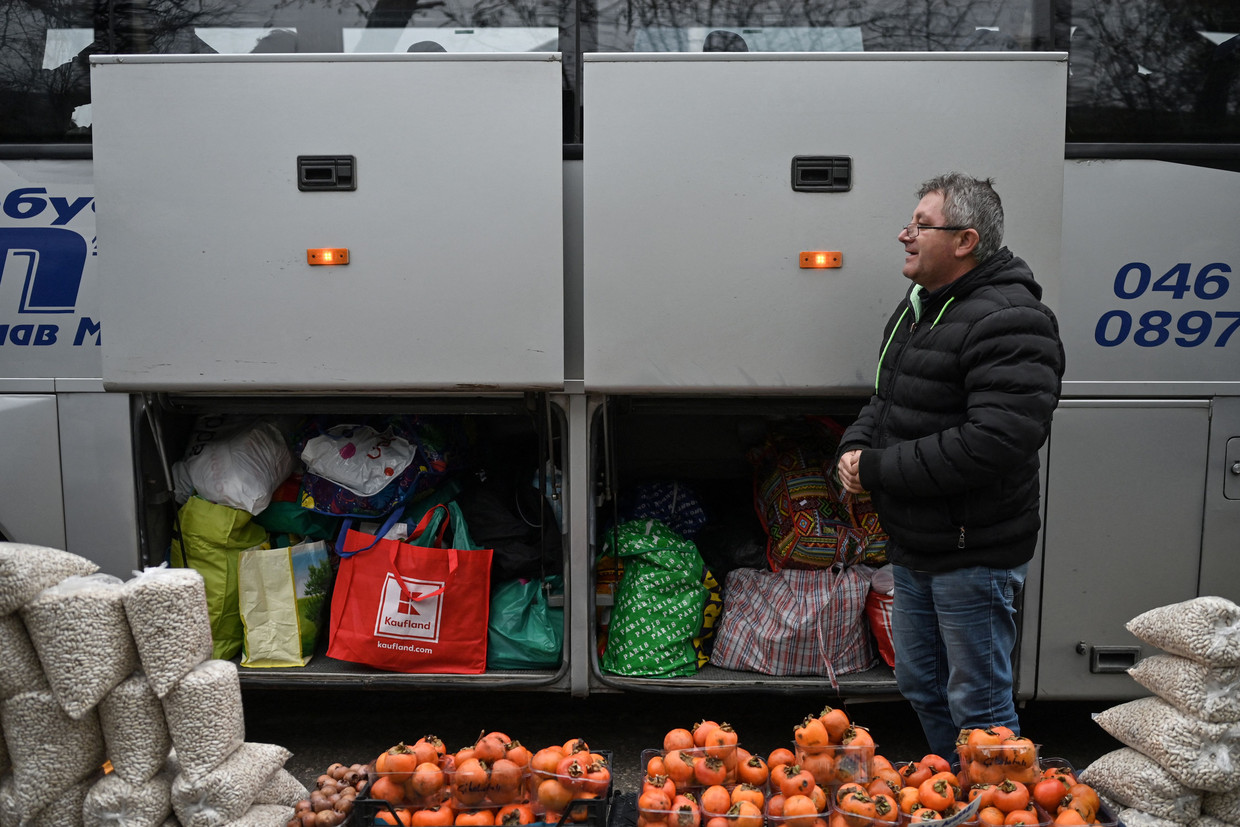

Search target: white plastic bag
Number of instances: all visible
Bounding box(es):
[172,417,295,515]
[299,424,416,496]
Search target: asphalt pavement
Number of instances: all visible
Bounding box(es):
[241,688,1126,798]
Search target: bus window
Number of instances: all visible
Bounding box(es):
[1061,0,1240,144]
[0,0,577,145]
[591,0,1040,53]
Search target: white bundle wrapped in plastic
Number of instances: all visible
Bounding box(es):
[171,417,295,515]
[83,770,173,827]
[170,742,291,827]
[1130,654,1240,724]
[1202,789,1240,824]
[23,774,93,827]
[0,613,49,700]
[1127,596,1240,667]
[1080,747,1203,823]
[0,543,98,616]
[122,566,213,698]
[20,574,139,719]
[1093,696,1240,792]
[99,672,172,784]
[0,689,105,819]
[161,660,246,783]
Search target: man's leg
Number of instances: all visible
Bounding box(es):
[935,564,1028,738]
[891,565,958,758]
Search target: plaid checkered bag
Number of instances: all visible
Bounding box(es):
[710,565,876,686]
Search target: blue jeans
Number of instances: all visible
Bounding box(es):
[891,562,1028,760]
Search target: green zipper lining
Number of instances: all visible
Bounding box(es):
[873,297,955,393]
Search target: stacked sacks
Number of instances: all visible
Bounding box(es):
[0,543,307,826]
[1079,596,1240,827]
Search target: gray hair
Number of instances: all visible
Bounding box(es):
[917,173,1004,263]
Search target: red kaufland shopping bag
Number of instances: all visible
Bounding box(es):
[328,503,493,673]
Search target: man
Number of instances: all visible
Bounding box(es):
[836,172,1065,759]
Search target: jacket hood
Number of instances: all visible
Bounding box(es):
[914,247,1043,305]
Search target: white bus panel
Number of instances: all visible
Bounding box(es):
[582,53,1066,393]
[91,54,564,392]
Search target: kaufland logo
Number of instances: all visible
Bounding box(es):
[0,188,100,347]
[375,573,443,643]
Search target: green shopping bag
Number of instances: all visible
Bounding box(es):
[601,519,707,677]
[170,495,269,660]
[487,576,564,670]
[238,541,332,667]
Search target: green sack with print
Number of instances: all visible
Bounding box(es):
[601,519,707,677]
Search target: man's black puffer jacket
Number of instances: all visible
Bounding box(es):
[839,248,1065,572]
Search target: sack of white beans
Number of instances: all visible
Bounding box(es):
[83,770,173,827]
[1081,747,1203,823]
[0,689,105,819]
[161,659,246,783]
[0,774,16,827]
[253,767,309,807]
[1130,654,1240,724]
[0,543,98,616]
[0,613,49,701]
[1118,809,1193,827]
[20,574,139,719]
[123,566,213,698]
[1093,696,1240,792]
[170,742,291,827]
[222,804,297,826]
[1128,596,1240,667]
[99,672,172,784]
[1189,817,1233,827]
[1203,789,1240,823]
[24,773,93,827]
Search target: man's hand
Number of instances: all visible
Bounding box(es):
[837,449,866,494]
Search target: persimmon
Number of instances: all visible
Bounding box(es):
[639,787,673,814]
[809,784,828,814]
[671,794,702,827]
[896,786,922,815]
[474,733,508,764]
[921,755,952,776]
[563,738,590,755]
[781,794,820,827]
[872,793,899,824]
[557,754,590,790]
[412,806,455,827]
[1033,778,1069,812]
[838,790,877,827]
[693,720,721,748]
[978,807,1007,827]
[767,793,786,818]
[496,804,536,826]
[768,747,797,769]
[1053,810,1087,826]
[969,783,998,810]
[900,762,933,790]
[729,800,763,827]
[869,767,902,797]
[700,785,731,816]
[452,758,490,807]
[705,723,739,759]
[736,754,769,787]
[488,758,524,804]
[1003,809,1039,826]
[731,784,765,811]
[530,747,565,781]
[798,748,836,787]
[705,817,730,827]
[1062,793,1097,823]
[645,775,677,802]
[835,783,868,805]
[377,809,415,826]
[795,716,831,749]
[412,739,443,767]
[540,779,576,814]
[694,756,728,788]
[778,766,816,799]
[910,808,944,821]
[504,742,531,770]
[992,780,1030,814]
[665,728,696,753]
[664,750,697,789]
[1067,784,1100,820]
[819,706,851,743]
[408,762,446,799]
[377,745,421,783]
[835,752,869,786]
[456,809,495,826]
[370,776,410,806]
[918,773,958,812]
[581,758,611,796]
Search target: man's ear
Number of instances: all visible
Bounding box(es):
[955,228,981,259]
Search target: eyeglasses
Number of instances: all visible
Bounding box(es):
[901,223,968,238]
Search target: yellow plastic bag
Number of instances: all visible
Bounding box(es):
[238,541,331,667]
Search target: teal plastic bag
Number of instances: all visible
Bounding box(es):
[487,576,564,670]
[601,519,707,677]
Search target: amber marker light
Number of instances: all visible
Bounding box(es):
[800,251,842,269]
[307,248,349,265]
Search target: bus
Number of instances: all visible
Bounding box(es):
[1,0,1237,700]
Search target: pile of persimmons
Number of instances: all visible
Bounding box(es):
[363,731,611,826]
[636,709,1109,827]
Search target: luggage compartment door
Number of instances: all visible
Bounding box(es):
[582,53,1066,392]
[92,54,563,391]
